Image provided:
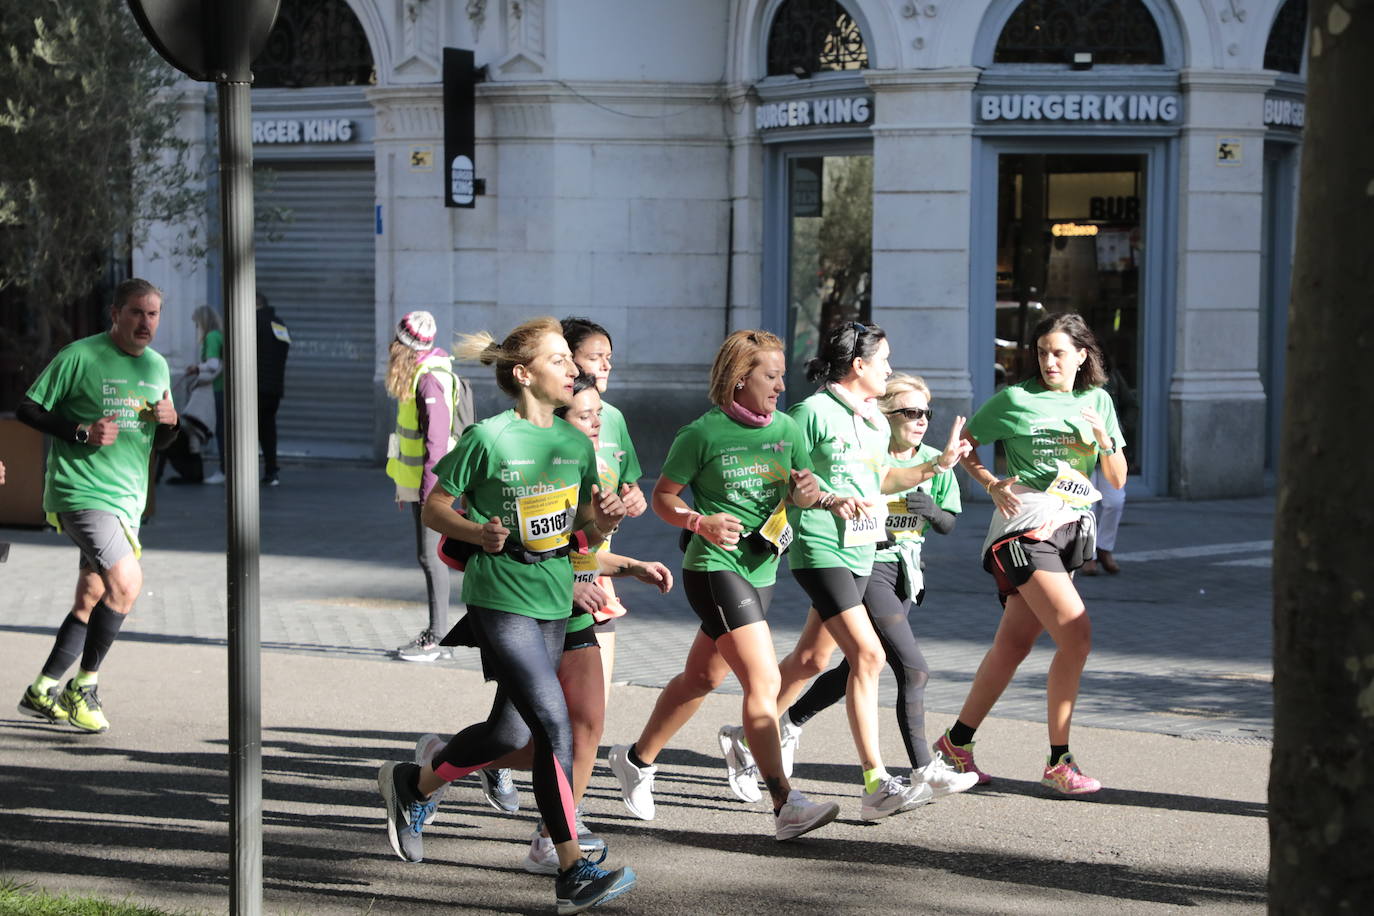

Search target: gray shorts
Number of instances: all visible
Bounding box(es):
[59,510,138,573]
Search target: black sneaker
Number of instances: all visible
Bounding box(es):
[554,857,636,915]
[377,761,434,863]
[395,629,445,662]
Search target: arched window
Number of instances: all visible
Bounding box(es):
[253,0,375,88]
[1264,0,1307,74]
[766,0,869,77]
[994,0,1164,66]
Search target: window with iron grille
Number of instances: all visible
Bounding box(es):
[1264,0,1307,74]
[253,0,375,88]
[994,0,1164,66]
[766,0,869,76]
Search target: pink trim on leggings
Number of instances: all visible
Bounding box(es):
[552,754,578,843]
[434,759,495,783]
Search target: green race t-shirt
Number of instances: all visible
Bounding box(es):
[26,333,171,526]
[202,328,224,393]
[598,400,641,486]
[788,389,890,575]
[432,409,598,619]
[660,407,812,588]
[967,378,1123,493]
[875,443,962,563]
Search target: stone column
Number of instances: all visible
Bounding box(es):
[1170,70,1273,497]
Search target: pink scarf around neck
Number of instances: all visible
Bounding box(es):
[723,398,774,428]
[825,381,880,423]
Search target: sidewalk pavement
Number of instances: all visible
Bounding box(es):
[0,465,1274,912]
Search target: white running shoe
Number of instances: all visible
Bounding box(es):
[523,830,560,876]
[203,471,225,485]
[608,744,657,820]
[910,752,980,798]
[412,733,448,825]
[775,790,840,840]
[779,715,802,778]
[717,725,762,803]
[860,775,933,821]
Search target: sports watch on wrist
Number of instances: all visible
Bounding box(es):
[74,425,89,444]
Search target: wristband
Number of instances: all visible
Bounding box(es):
[686,512,703,533]
[571,529,590,554]
[1098,443,1117,455]
[983,478,997,493]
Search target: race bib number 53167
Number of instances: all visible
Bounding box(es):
[516,484,579,552]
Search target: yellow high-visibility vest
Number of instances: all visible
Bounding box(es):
[386,354,459,490]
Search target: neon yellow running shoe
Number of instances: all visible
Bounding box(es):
[17,684,70,723]
[58,680,109,733]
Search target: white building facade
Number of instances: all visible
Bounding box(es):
[138,0,1308,498]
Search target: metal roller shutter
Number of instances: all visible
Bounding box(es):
[254,161,375,460]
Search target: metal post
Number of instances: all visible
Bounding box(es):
[217,76,263,916]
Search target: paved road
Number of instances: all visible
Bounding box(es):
[0,465,1274,914]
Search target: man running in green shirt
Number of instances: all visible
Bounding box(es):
[15,278,179,733]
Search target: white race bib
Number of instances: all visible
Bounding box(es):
[842,505,888,547]
[884,498,925,537]
[1046,460,1102,509]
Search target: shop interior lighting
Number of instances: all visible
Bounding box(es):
[1071,51,1093,70]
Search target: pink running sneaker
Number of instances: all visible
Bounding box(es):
[933,730,992,785]
[1040,753,1102,795]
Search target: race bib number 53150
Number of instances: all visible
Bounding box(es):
[516,484,579,552]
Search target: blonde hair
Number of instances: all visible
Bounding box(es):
[191,305,221,344]
[708,329,784,409]
[385,340,421,400]
[456,316,563,398]
[879,372,931,412]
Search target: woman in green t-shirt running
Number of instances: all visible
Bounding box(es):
[728,322,971,823]
[607,329,843,841]
[936,312,1127,796]
[374,317,638,913]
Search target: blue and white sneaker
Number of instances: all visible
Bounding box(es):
[378,761,436,863]
[554,857,637,914]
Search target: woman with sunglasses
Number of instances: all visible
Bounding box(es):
[771,374,978,798]
[935,311,1125,795]
[720,323,971,821]
[375,317,638,913]
[607,330,842,841]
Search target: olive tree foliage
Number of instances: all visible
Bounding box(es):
[1270,0,1374,911]
[0,2,205,364]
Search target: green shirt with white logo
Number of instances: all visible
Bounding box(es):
[967,378,1123,493]
[660,407,812,588]
[26,332,171,526]
[598,399,641,486]
[432,409,598,619]
[787,389,890,576]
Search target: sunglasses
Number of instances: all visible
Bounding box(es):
[886,407,933,421]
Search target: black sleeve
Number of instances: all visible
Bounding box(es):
[905,490,958,536]
[16,397,79,441]
[153,423,181,451]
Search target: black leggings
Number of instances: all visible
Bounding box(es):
[411,503,450,634]
[430,605,577,844]
[786,560,933,768]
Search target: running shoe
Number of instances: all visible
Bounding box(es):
[608,744,657,820]
[779,717,802,777]
[377,761,436,863]
[555,856,636,915]
[526,831,610,876]
[17,684,69,724]
[933,730,992,785]
[395,629,446,662]
[203,471,225,485]
[534,813,606,854]
[412,733,448,824]
[910,752,980,798]
[717,725,762,803]
[58,680,109,733]
[774,789,841,841]
[860,775,933,822]
[1040,753,1102,795]
[477,766,519,813]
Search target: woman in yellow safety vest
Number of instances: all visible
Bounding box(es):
[385,310,463,662]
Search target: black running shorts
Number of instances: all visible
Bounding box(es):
[793,566,871,620]
[683,569,774,641]
[984,517,1095,604]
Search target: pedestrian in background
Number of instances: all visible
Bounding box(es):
[384,310,471,661]
[255,291,290,487]
[191,305,226,485]
[1082,359,1135,576]
[14,278,179,733]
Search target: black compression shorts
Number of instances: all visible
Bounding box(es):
[792,566,871,620]
[683,569,775,641]
[984,516,1095,604]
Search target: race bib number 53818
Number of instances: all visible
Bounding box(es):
[516,484,579,552]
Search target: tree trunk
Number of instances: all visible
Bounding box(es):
[1270,2,1374,911]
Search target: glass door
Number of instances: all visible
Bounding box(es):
[995,153,1145,471]
[784,153,873,398]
